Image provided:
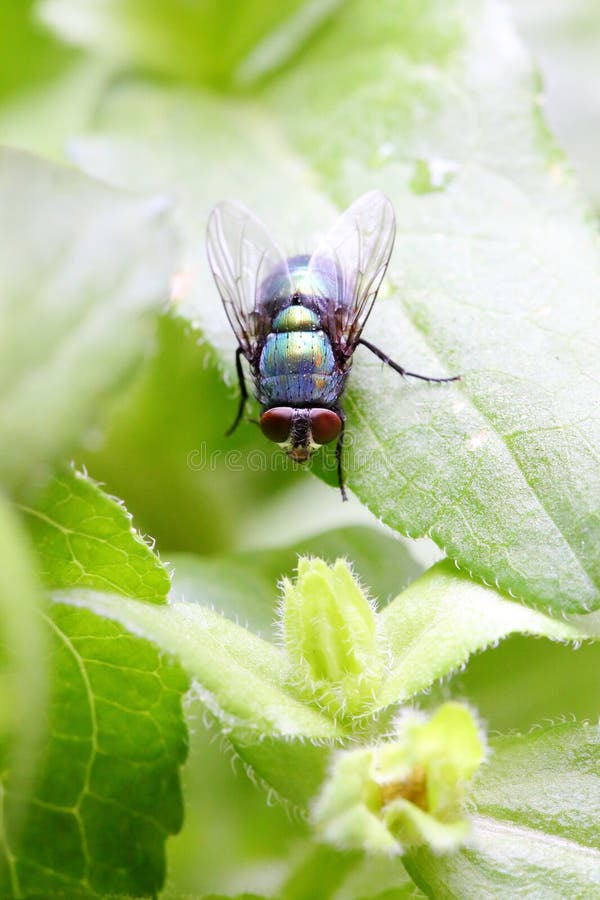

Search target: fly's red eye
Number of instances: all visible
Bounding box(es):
[309,409,341,445]
[260,407,294,443]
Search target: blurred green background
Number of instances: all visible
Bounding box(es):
[3,2,600,896]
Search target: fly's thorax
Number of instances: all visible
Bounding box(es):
[258,254,340,313]
[257,264,345,409]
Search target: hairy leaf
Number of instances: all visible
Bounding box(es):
[54,543,597,810]
[56,589,340,742]
[378,560,598,709]
[20,468,170,603]
[63,0,600,615]
[449,632,600,733]
[169,543,598,715]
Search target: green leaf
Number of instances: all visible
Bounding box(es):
[449,632,600,733]
[53,539,596,812]
[0,496,45,754]
[0,147,174,494]
[378,560,598,709]
[0,1,75,101]
[1,601,189,899]
[19,468,170,603]
[512,1,600,209]
[38,0,344,88]
[54,589,337,813]
[0,59,111,164]
[6,476,188,897]
[164,717,304,897]
[171,544,598,718]
[279,844,361,900]
[66,0,600,615]
[0,496,46,876]
[227,730,331,811]
[333,853,424,900]
[197,895,275,900]
[54,589,340,743]
[405,721,600,898]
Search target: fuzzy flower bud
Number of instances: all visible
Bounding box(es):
[281,557,384,717]
[312,702,485,853]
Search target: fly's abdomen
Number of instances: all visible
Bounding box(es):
[258,315,344,406]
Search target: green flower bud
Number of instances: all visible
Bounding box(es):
[313,702,485,853]
[281,557,384,717]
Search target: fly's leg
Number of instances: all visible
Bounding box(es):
[226,346,249,436]
[358,338,461,383]
[335,409,348,502]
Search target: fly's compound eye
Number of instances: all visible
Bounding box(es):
[309,409,342,445]
[260,407,295,443]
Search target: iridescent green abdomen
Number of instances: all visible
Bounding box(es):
[258,301,346,406]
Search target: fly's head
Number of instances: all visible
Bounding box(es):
[259,407,342,462]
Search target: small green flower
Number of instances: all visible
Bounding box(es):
[312,702,486,854]
[281,557,385,717]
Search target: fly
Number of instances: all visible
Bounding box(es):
[206,191,460,500]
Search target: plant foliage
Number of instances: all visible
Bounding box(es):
[0,0,599,897]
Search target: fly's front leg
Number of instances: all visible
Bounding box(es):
[226,346,249,436]
[358,338,461,383]
[335,409,348,502]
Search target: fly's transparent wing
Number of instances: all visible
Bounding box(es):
[206,201,292,358]
[309,191,396,355]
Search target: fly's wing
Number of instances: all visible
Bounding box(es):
[206,201,292,359]
[309,191,396,356]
